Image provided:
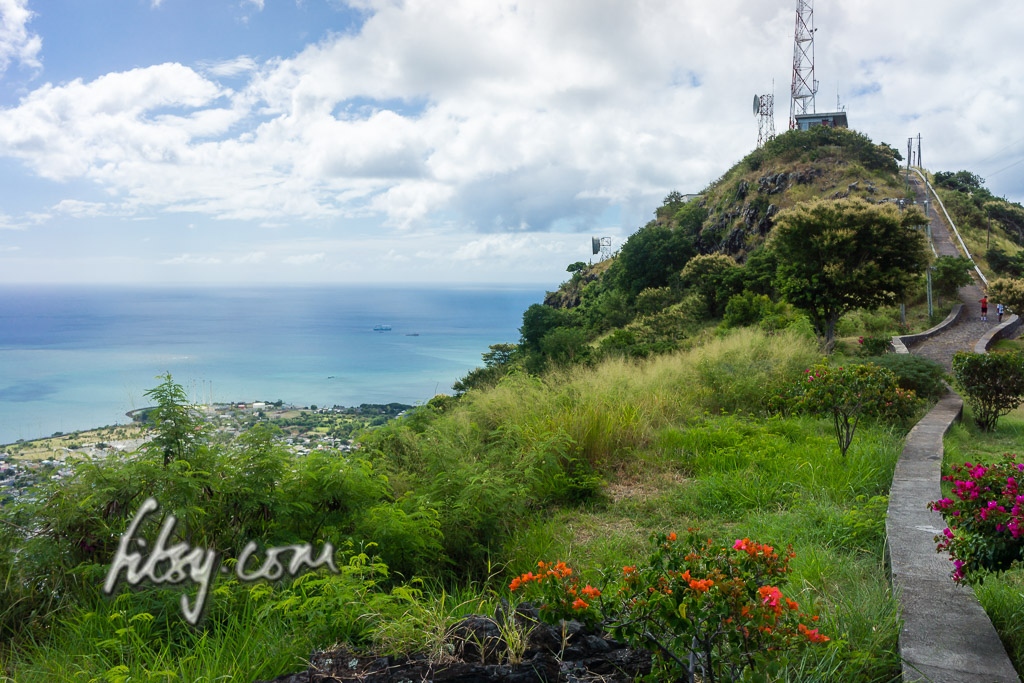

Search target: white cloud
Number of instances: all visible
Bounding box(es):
[452,234,568,262]
[52,199,110,217]
[0,0,41,77]
[161,253,222,265]
[233,250,267,264]
[283,252,325,265]
[0,0,1022,247]
[0,245,20,251]
[201,56,257,78]
[0,212,25,229]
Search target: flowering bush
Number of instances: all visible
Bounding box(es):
[768,363,920,456]
[510,531,829,681]
[507,560,601,627]
[857,335,891,357]
[929,454,1024,582]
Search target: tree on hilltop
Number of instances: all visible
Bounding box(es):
[770,198,928,349]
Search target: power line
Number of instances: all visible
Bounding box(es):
[986,157,1024,179]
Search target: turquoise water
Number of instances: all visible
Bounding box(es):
[0,284,544,444]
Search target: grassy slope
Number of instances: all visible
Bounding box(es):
[4,329,910,681]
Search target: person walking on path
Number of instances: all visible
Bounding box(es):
[980,296,988,321]
[997,302,1005,323]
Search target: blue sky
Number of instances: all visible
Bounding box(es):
[0,0,1022,285]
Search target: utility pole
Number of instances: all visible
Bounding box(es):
[916,133,922,169]
[905,137,913,184]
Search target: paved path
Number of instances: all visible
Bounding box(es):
[887,173,1020,681]
[904,174,1001,370]
[887,395,1019,682]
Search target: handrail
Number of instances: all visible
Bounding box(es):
[911,168,988,287]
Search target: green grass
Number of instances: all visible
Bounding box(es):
[943,405,1024,674]
[3,328,908,681]
[496,414,906,681]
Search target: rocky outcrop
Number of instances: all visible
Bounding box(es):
[256,603,652,683]
[543,270,600,309]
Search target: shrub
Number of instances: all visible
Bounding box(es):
[952,351,1024,431]
[988,277,1024,316]
[770,363,919,456]
[510,531,829,681]
[932,256,974,301]
[986,248,1024,278]
[635,286,679,315]
[865,353,948,401]
[857,336,891,357]
[929,455,1024,582]
[722,291,778,329]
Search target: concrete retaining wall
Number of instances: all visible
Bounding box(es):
[973,314,1023,353]
[886,394,1019,682]
[887,309,1021,680]
[891,304,964,354]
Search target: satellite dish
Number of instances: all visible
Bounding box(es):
[591,237,600,255]
[753,94,760,115]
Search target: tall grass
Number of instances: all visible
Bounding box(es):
[456,327,821,467]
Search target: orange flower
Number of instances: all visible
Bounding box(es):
[799,623,830,643]
[581,584,601,599]
[667,532,677,542]
[688,578,714,593]
[572,598,589,610]
[622,566,636,576]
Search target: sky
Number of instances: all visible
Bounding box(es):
[0,0,1021,285]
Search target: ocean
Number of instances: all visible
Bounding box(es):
[0,284,545,445]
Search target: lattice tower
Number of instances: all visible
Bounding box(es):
[789,0,817,129]
[757,94,776,148]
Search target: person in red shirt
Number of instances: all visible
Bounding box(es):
[979,296,988,321]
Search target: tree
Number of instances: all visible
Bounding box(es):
[566,261,587,275]
[772,363,919,457]
[770,199,928,349]
[952,351,1024,431]
[611,223,695,299]
[679,253,740,317]
[931,256,974,303]
[988,277,1024,315]
[143,373,204,466]
[934,170,986,194]
[482,343,518,367]
[539,326,590,366]
[520,303,571,351]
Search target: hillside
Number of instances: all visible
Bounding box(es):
[549,125,908,310]
[482,126,931,378]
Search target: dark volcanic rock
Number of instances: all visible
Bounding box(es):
[255,603,651,683]
[736,179,749,200]
[758,172,789,194]
[758,204,778,235]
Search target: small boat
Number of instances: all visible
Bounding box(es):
[373,324,392,331]
[405,333,419,336]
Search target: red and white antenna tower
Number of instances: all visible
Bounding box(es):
[788,0,817,130]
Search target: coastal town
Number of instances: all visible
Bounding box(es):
[0,400,412,501]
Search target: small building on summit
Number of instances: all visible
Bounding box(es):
[794,111,848,130]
